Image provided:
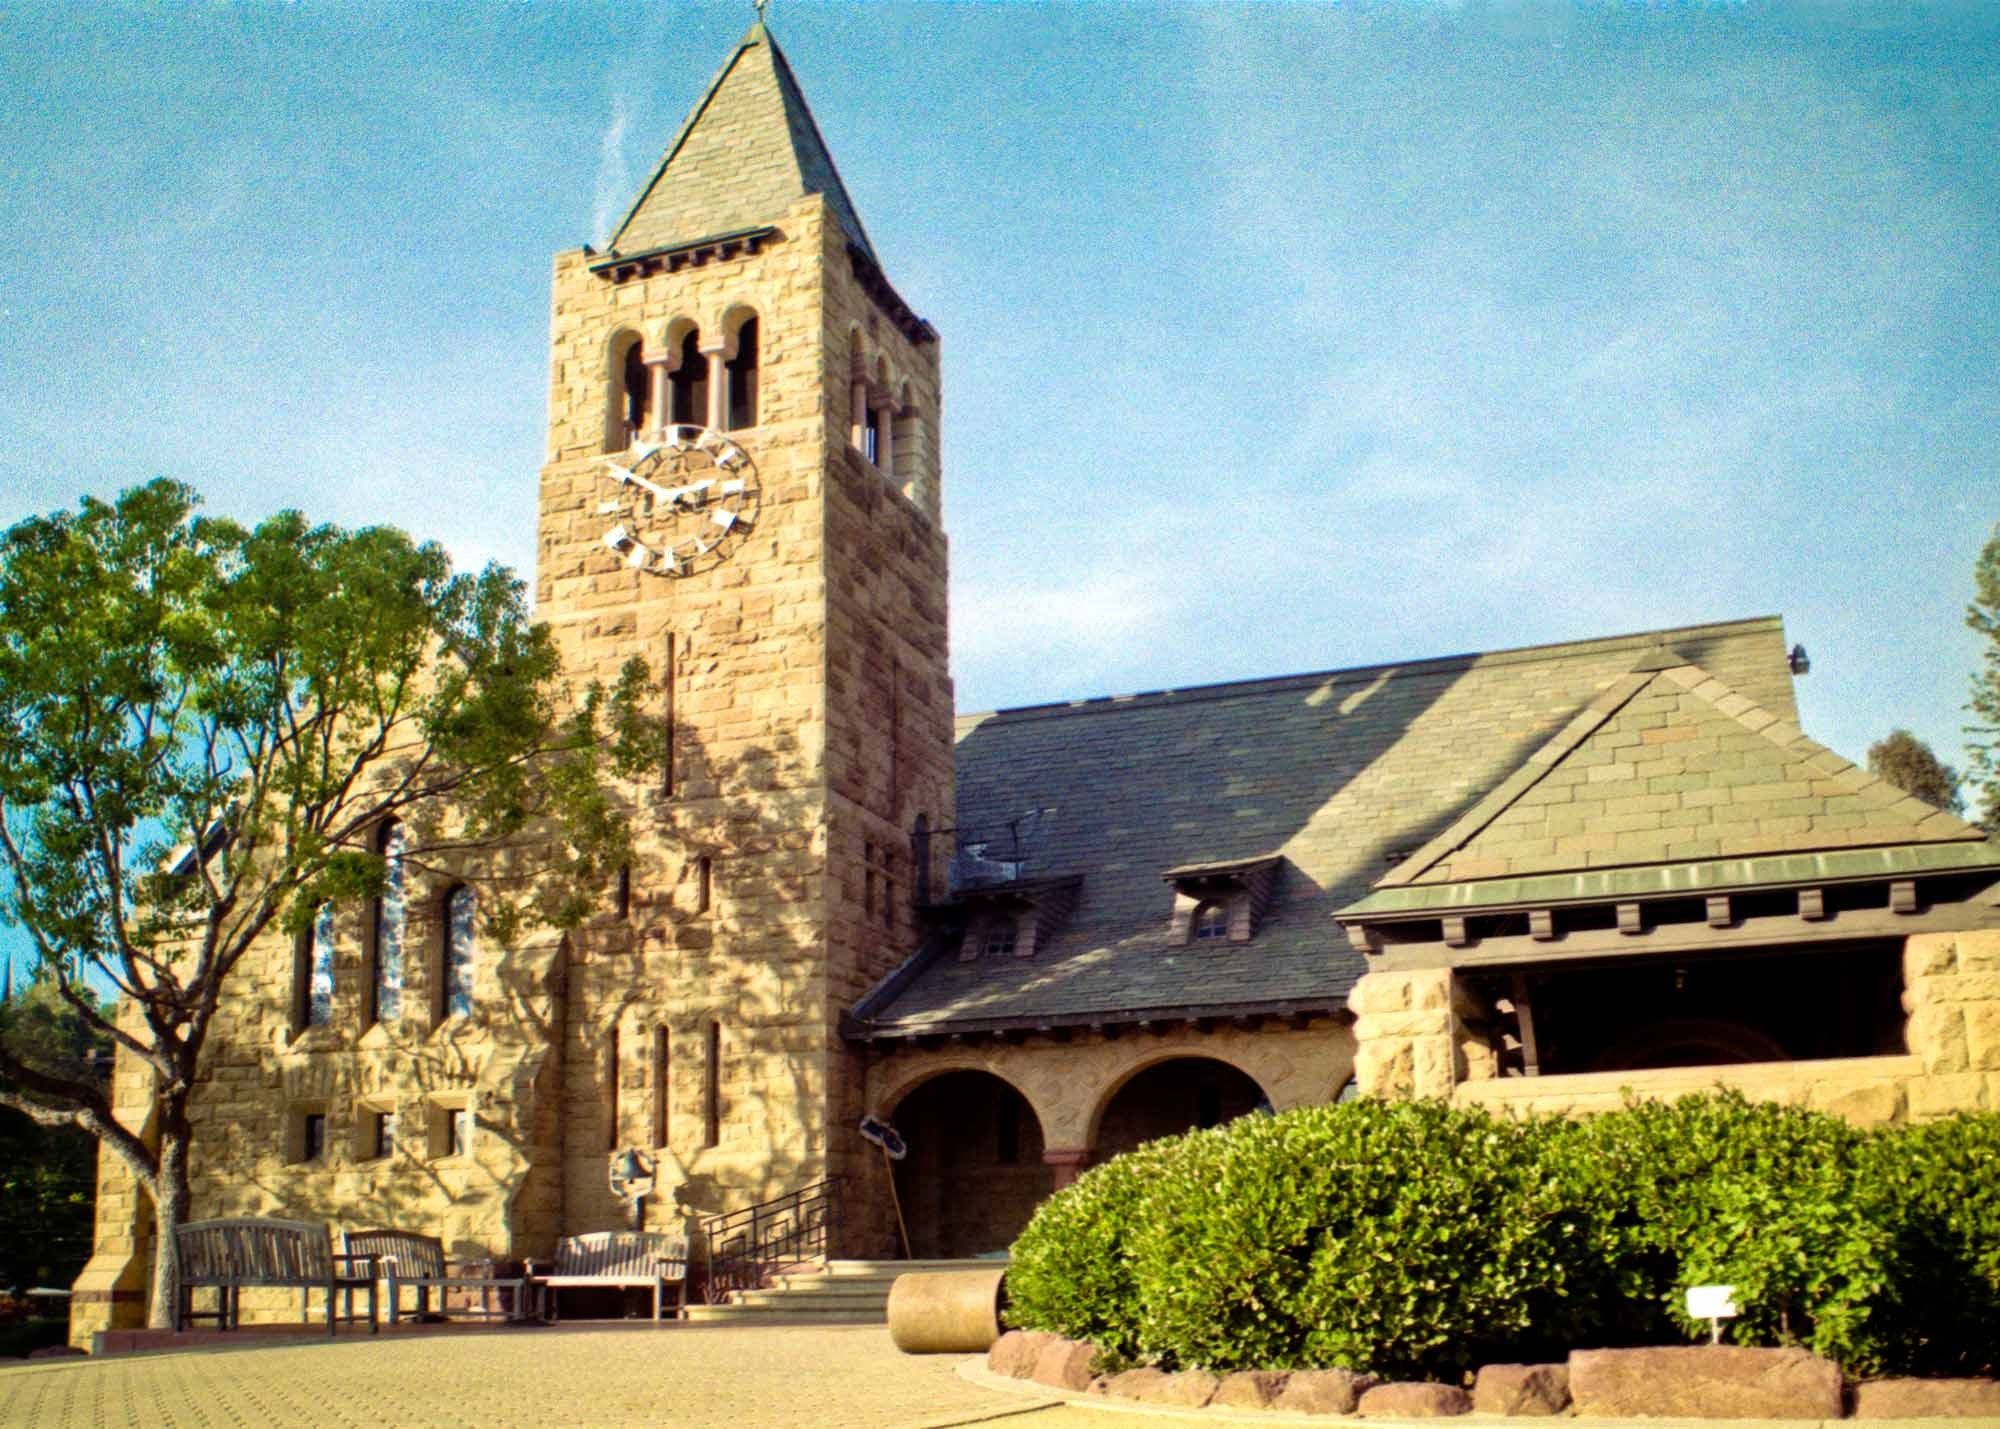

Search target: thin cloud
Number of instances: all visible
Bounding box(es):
[591,90,633,246]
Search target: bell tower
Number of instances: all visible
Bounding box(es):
[534,22,952,1239]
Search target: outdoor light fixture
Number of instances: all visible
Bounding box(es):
[1788,644,1811,675]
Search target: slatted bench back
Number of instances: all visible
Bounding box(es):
[551,1231,688,1278]
[175,1217,334,1288]
[344,1229,446,1280]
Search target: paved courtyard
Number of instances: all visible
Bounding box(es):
[0,1323,1121,1429]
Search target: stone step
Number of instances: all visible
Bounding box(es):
[691,1257,1007,1327]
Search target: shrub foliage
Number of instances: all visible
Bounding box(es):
[1005,1093,2000,1379]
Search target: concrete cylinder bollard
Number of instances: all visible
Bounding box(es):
[886,1268,1008,1353]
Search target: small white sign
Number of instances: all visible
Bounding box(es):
[1686,1284,1740,1320]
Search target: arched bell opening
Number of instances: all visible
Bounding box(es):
[1091,1056,1269,1162]
[888,1070,1051,1259]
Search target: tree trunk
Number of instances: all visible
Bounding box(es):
[146,1108,194,1331]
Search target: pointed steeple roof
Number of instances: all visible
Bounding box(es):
[608,23,876,262]
[1370,647,1990,893]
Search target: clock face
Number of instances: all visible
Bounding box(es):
[598,425,761,578]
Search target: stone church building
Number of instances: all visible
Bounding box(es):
[72,22,2000,1339]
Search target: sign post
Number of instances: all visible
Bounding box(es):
[860,1114,911,1260]
[1685,1284,1740,1345]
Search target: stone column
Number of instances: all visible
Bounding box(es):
[645,356,672,440]
[851,378,870,453]
[1349,967,1461,1101]
[1042,1147,1092,1190]
[702,342,730,431]
[1903,930,2000,1118]
[873,396,895,474]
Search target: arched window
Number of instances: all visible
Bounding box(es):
[369,822,406,1025]
[1192,901,1230,943]
[725,317,758,430]
[863,404,883,465]
[604,329,646,452]
[669,327,708,426]
[441,885,476,1020]
[291,902,336,1034]
[621,337,650,441]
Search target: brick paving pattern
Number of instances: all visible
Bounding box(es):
[0,1324,1063,1429]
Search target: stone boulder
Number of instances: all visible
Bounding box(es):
[1473,1363,1570,1416]
[1029,1337,1101,1392]
[1213,1370,1292,1408]
[1274,1368,1379,1415]
[987,1330,1056,1379]
[1569,1346,1843,1420]
[1102,1367,1218,1406]
[1853,1378,2000,1419]
[1358,1382,1473,1417]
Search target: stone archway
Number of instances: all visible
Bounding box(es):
[888,1069,1053,1259]
[1091,1056,1270,1161]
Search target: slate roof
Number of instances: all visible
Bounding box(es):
[608,23,876,261]
[1341,650,1992,916]
[855,616,1809,1036]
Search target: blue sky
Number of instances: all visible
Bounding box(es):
[2,2,1997,986]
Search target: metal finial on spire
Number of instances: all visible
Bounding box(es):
[753,0,771,20]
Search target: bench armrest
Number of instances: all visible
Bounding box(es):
[523,1258,552,1276]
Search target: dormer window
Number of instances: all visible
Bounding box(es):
[1164,855,1282,946]
[942,876,1080,963]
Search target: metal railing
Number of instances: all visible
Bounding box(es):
[698,1179,837,1305]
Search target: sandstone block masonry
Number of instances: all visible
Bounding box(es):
[1352,930,2000,1124]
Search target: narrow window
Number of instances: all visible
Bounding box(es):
[303,1113,327,1164]
[369,822,406,1024]
[292,902,336,1034]
[614,863,632,920]
[669,328,708,426]
[373,1110,397,1160]
[448,1106,473,1158]
[606,1028,621,1152]
[1192,901,1230,943]
[621,337,650,443]
[661,633,676,797]
[983,918,1017,960]
[725,318,758,430]
[863,404,882,464]
[441,885,475,1020]
[703,1020,721,1149]
[652,1026,670,1150]
[695,855,712,914]
[882,877,895,929]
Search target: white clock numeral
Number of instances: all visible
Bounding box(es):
[711,509,737,532]
[720,479,745,496]
[603,525,632,552]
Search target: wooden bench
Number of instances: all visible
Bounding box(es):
[174,1217,377,1336]
[342,1228,535,1324]
[528,1231,688,1322]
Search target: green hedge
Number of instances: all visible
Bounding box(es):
[1004,1094,2000,1379]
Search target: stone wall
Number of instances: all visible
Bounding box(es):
[1349,930,2000,1127]
[858,1019,1356,1257]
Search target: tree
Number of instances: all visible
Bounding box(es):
[1866,729,1963,814]
[1970,524,2000,832]
[0,480,654,1327]
[0,979,108,1294]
